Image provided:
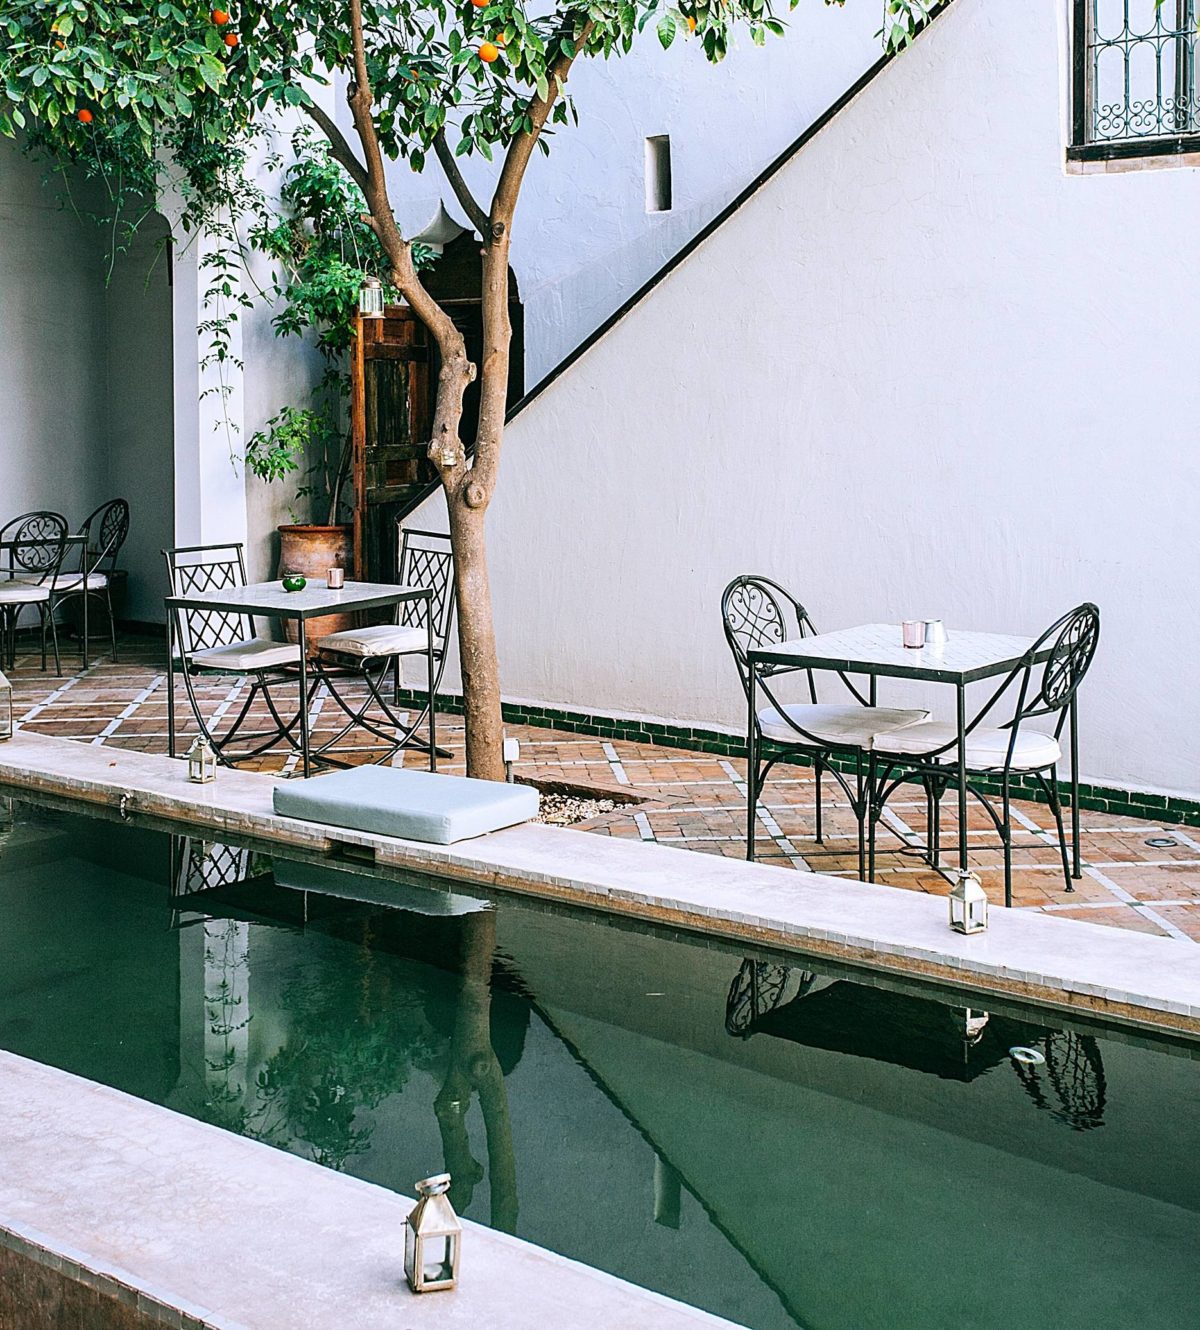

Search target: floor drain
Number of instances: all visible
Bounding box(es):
[1146,837,1177,849]
[1009,1046,1045,1066]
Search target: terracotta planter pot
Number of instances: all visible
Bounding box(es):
[277,525,354,652]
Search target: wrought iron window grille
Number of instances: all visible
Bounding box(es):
[1072,1,1200,159]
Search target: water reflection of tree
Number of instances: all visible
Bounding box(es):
[194,917,444,1171]
[435,912,519,1233]
[188,909,521,1208]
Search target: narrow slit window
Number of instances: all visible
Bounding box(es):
[644,135,672,213]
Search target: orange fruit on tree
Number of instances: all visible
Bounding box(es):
[471,0,487,8]
[55,38,65,48]
[493,33,505,46]
[77,108,93,123]
[211,9,230,23]
[686,15,696,32]
[478,41,499,62]
[224,31,239,47]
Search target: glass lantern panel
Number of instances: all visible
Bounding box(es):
[422,1234,455,1285]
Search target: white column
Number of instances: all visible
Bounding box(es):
[163,206,248,551]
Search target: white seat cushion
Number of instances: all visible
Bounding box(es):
[871,720,1061,771]
[758,703,929,749]
[0,582,50,604]
[188,637,302,672]
[49,572,108,592]
[318,624,431,658]
[273,766,539,845]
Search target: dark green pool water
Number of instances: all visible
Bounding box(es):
[0,799,1197,1330]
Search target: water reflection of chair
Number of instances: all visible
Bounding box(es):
[170,836,264,898]
[725,958,817,1038]
[1012,1030,1107,1132]
[723,960,1106,1124]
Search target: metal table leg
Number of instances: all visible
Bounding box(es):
[746,666,757,862]
[956,683,969,873]
[298,620,311,778]
[426,591,436,772]
[1070,693,1081,878]
[166,614,177,759]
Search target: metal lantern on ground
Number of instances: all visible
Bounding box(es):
[949,869,988,934]
[358,275,385,319]
[0,671,11,741]
[404,1173,461,1293]
[186,736,217,784]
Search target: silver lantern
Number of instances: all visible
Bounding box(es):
[186,736,218,783]
[0,671,11,741]
[403,1173,461,1294]
[358,275,385,319]
[949,869,988,934]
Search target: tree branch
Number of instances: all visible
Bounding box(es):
[302,100,369,195]
[491,19,593,227]
[433,130,491,239]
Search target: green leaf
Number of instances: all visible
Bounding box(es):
[657,13,677,50]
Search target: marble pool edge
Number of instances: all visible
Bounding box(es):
[0,1051,742,1330]
[1,731,1199,1041]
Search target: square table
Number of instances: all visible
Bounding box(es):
[165,580,435,777]
[747,623,1080,878]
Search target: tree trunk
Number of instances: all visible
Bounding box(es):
[445,487,506,782]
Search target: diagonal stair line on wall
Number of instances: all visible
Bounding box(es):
[395,0,954,522]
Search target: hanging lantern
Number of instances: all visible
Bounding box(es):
[403,1173,461,1294]
[949,869,988,934]
[0,671,12,741]
[358,275,385,319]
[186,736,218,784]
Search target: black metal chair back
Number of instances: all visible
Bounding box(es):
[944,603,1101,771]
[0,511,69,584]
[77,499,130,579]
[720,575,821,705]
[162,543,255,657]
[1019,603,1101,731]
[396,527,456,645]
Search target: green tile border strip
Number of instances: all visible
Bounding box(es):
[401,689,1200,829]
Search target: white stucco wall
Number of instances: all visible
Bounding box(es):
[0,143,110,528]
[0,141,176,623]
[452,0,1200,799]
[377,1,884,385]
[104,219,175,622]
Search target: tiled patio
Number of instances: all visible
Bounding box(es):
[7,633,1200,943]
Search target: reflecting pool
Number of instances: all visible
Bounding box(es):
[0,799,1197,1330]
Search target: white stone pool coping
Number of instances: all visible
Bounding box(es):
[0,1051,738,1329]
[2,731,1199,1038]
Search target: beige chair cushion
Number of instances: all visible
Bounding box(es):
[189,638,302,672]
[872,720,1061,771]
[50,572,108,592]
[319,624,431,659]
[758,703,929,749]
[11,572,106,590]
[0,583,50,605]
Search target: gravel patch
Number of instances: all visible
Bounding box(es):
[536,792,617,826]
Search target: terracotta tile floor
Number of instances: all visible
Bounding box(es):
[7,634,1200,943]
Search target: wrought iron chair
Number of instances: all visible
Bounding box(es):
[866,603,1101,906]
[46,498,130,669]
[722,575,929,874]
[314,527,455,763]
[0,511,71,673]
[163,542,305,764]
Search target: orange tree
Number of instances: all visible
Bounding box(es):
[2,0,928,778]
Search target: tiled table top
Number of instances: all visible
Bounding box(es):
[166,578,428,619]
[751,623,1044,682]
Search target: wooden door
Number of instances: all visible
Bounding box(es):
[350,306,435,581]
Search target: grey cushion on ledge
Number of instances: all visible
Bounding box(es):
[272,765,539,845]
